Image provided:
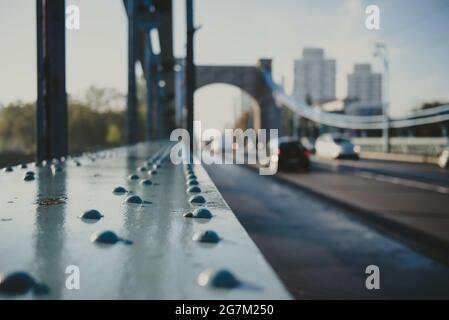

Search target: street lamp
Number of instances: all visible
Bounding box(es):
[374,43,390,153]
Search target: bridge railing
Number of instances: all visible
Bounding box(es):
[262,72,449,130]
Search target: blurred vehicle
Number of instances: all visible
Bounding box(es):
[315,134,360,159]
[438,148,449,169]
[270,137,311,172]
[300,136,316,154]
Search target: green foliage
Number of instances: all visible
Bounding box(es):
[0,101,36,152]
[0,88,127,154]
[106,124,122,145]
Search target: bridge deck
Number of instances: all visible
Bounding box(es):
[0,142,290,299]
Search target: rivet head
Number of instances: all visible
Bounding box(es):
[187,186,202,194]
[186,174,197,180]
[137,166,147,172]
[187,179,199,186]
[140,179,153,186]
[193,230,221,243]
[198,269,240,289]
[153,164,161,170]
[113,186,128,195]
[0,272,49,296]
[186,207,212,219]
[23,174,35,182]
[149,170,159,176]
[3,166,13,173]
[128,174,140,181]
[52,165,63,173]
[126,195,143,205]
[20,164,28,169]
[80,209,104,221]
[91,230,120,244]
[189,195,206,205]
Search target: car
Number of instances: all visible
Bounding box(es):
[438,148,449,169]
[270,137,311,172]
[315,134,360,159]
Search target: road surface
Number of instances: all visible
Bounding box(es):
[206,161,449,299]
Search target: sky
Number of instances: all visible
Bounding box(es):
[0,0,448,129]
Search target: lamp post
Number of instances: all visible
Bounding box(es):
[374,43,390,153]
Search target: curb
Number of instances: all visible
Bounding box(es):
[360,152,439,165]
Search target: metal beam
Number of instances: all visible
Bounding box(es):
[185,0,196,157]
[126,0,139,145]
[154,0,176,136]
[36,0,68,162]
[144,35,155,140]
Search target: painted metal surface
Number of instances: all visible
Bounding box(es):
[36,0,68,161]
[0,142,291,300]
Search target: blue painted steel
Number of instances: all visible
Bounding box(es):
[0,143,291,299]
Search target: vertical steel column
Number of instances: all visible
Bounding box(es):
[144,35,154,141]
[127,0,138,144]
[185,0,196,157]
[156,64,166,139]
[36,0,68,162]
[36,0,44,162]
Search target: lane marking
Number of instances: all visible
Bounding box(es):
[354,171,449,195]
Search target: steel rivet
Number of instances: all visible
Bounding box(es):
[23,174,35,182]
[52,165,63,173]
[193,230,221,243]
[186,207,212,219]
[137,166,147,172]
[126,195,143,204]
[3,166,13,173]
[80,209,104,221]
[187,179,199,186]
[113,186,128,195]
[128,174,140,181]
[140,179,153,186]
[187,186,202,194]
[0,272,49,296]
[91,230,120,244]
[198,269,240,289]
[149,170,159,176]
[20,164,28,169]
[189,195,206,205]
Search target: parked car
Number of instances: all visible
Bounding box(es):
[315,134,360,159]
[270,137,311,172]
[438,148,449,169]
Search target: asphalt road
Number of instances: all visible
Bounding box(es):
[313,157,449,189]
[206,162,449,299]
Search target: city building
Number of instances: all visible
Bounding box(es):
[345,63,382,116]
[293,48,336,105]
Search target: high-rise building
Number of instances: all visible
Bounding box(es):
[293,48,336,105]
[345,64,382,115]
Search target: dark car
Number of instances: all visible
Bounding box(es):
[272,137,311,172]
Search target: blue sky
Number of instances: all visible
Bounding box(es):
[0,0,448,128]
